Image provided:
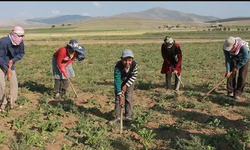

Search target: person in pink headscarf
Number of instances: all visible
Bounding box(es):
[0,26,25,112]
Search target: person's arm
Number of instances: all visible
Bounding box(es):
[64,52,77,66]
[223,50,231,72]
[56,49,65,71]
[236,45,250,69]
[175,47,182,70]
[12,41,25,63]
[0,41,9,71]
[114,66,122,95]
[125,63,138,87]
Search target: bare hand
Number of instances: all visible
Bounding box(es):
[225,71,231,78]
[7,69,12,80]
[119,94,124,106]
[7,60,13,68]
[173,70,178,74]
[233,67,237,73]
[122,85,127,94]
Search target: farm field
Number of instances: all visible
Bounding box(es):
[0,24,250,150]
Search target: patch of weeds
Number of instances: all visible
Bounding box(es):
[0,130,7,144]
[135,80,155,90]
[17,94,33,106]
[171,134,216,150]
[8,137,31,150]
[151,103,166,112]
[159,124,181,130]
[87,98,102,108]
[234,107,250,118]
[40,103,65,117]
[184,90,202,98]
[61,144,75,150]
[172,101,196,109]
[208,95,236,107]
[38,117,63,135]
[111,137,137,150]
[83,126,106,146]
[203,117,222,130]
[131,111,156,150]
[138,128,156,150]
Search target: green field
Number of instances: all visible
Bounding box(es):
[0,21,250,150]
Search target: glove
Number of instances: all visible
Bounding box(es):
[61,68,68,78]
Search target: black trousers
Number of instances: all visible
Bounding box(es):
[53,79,69,95]
[227,59,249,97]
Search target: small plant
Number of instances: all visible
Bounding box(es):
[138,128,156,150]
[83,126,105,146]
[171,135,216,150]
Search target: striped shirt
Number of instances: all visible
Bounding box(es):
[114,60,138,95]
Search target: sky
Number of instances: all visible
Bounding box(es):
[0,1,249,20]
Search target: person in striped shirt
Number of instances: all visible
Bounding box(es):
[110,49,138,124]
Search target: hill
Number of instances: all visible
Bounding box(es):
[0,19,47,28]
[26,15,92,24]
[114,7,219,23]
[205,17,250,23]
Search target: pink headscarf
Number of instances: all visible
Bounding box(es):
[9,26,25,46]
[229,37,249,55]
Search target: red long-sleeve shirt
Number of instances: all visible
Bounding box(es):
[53,47,76,72]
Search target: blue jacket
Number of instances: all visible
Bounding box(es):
[224,45,250,71]
[0,36,25,71]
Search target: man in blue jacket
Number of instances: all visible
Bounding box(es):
[223,36,250,99]
[0,26,25,112]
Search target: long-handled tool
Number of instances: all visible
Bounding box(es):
[174,72,184,87]
[67,78,78,98]
[202,72,232,100]
[120,105,124,134]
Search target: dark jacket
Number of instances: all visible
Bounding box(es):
[114,60,138,95]
[0,36,25,71]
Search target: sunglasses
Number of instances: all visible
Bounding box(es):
[15,33,24,37]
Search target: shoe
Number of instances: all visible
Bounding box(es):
[227,92,234,97]
[9,99,18,109]
[54,93,60,99]
[125,116,133,121]
[166,89,172,94]
[124,116,133,124]
[109,117,121,125]
[233,95,240,100]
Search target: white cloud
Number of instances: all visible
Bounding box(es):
[82,13,91,16]
[93,2,101,8]
[52,10,60,15]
